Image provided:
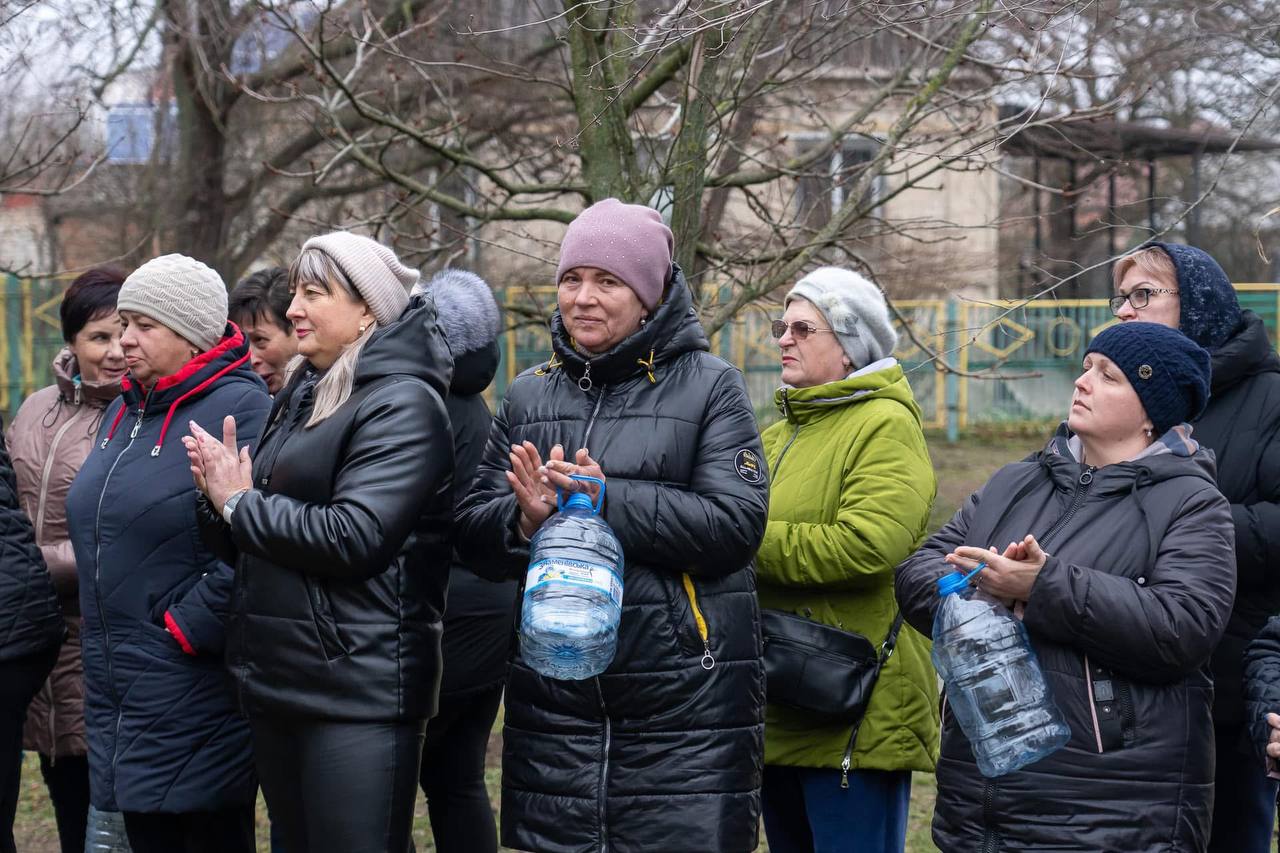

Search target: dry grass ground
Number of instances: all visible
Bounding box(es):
[13,429,1045,852]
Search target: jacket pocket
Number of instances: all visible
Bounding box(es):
[680,573,715,670]
[306,578,349,662]
[1083,654,1133,752]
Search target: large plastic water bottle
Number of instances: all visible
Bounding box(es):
[932,569,1070,777]
[86,805,133,852]
[522,475,624,680]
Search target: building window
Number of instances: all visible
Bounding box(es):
[105,103,176,165]
[106,105,154,164]
[796,133,885,229]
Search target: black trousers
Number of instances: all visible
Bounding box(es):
[251,716,425,853]
[122,805,255,853]
[0,646,58,853]
[38,753,90,853]
[420,683,503,853]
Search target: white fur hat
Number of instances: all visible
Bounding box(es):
[785,266,897,369]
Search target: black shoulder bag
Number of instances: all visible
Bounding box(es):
[761,608,904,787]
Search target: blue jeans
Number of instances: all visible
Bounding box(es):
[762,764,911,853]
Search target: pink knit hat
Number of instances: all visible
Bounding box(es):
[555,199,673,312]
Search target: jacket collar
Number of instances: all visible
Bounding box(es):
[773,359,922,426]
[1041,421,1215,494]
[105,323,256,456]
[1208,310,1280,394]
[53,348,120,408]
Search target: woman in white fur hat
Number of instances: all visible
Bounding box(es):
[186,233,455,853]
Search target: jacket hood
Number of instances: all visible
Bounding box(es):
[774,359,923,427]
[450,341,499,397]
[1209,310,1280,394]
[353,294,452,399]
[416,268,501,357]
[547,263,709,387]
[53,347,121,407]
[107,323,261,456]
[1040,420,1218,496]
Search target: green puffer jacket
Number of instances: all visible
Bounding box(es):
[758,361,939,772]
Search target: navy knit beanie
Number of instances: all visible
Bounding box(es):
[1086,321,1211,434]
[1142,241,1241,349]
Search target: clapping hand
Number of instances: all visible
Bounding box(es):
[183,416,253,513]
[946,534,1048,609]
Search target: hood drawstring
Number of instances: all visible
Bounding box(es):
[534,352,562,377]
[150,354,251,456]
[98,352,250,456]
[637,349,657,384]
[1128,469,1158,569]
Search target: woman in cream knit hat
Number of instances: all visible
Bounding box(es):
[186,232,455,853]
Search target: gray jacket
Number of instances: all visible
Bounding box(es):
[896,424,1235,852]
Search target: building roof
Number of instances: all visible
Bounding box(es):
[998,107,1280,161]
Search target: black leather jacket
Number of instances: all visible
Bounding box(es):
[202,296,455,722]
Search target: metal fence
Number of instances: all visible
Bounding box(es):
[496,284,1280,435]
[4,275,1278,436]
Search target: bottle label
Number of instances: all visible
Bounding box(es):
[526,558,622,608]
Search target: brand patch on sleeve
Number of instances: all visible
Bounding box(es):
[734,449,764,484]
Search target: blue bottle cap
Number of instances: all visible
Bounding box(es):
[936,572,971,597]
[563,492,595,512]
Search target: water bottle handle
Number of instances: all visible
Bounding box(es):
[555,474,607,514]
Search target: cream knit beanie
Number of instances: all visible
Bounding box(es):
[785,266,898,369]
[301,232,416,326]
[117,254,228,351]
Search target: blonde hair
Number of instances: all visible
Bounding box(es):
[285,248,377,427]
[1113,246,1178,291]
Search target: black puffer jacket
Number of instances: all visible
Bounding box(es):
[439,338,518,698]
[456,268,769,853]
[0,422,62,663]
[896,425,1235,852]
[203,297,454,722]
[1194,312,1280,728]
[1243,615,1280,768]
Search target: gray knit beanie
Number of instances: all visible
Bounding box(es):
[785,267,897,369]
[117,254,228,351]
[301,232,416,326]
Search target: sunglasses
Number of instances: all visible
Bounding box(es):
[771,320,835,341]
[1109,287,1179,315]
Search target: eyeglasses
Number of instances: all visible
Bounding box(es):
[771,320,835,341]
[1109,287,1179,315]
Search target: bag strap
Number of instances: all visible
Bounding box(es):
[839,609,904,788]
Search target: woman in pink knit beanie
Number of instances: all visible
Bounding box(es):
[457,199,770,852]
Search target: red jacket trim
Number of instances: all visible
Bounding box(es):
[163,611,198,656]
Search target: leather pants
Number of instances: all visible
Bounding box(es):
[250,715,426,853]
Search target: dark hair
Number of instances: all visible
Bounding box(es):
[229,267,292,333]
[60,267,126,342]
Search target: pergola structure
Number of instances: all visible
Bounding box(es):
[999,107,1280,269]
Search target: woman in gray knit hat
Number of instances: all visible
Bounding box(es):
[186,232,455,853]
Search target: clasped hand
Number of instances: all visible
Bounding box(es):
[945,534,1048,608]
[506,442,605,540]
[182,416,253,514]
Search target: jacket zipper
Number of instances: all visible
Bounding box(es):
[594,677,610,852]
[1039,467,1095,550]
[1083,654,1104,753]
[34,415,78,542]
[93,402,144,796]
[681,573,715,670]
[981,780,998,852]
[581,381,606,450]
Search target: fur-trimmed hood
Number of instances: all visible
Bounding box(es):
[416,268,501,397]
